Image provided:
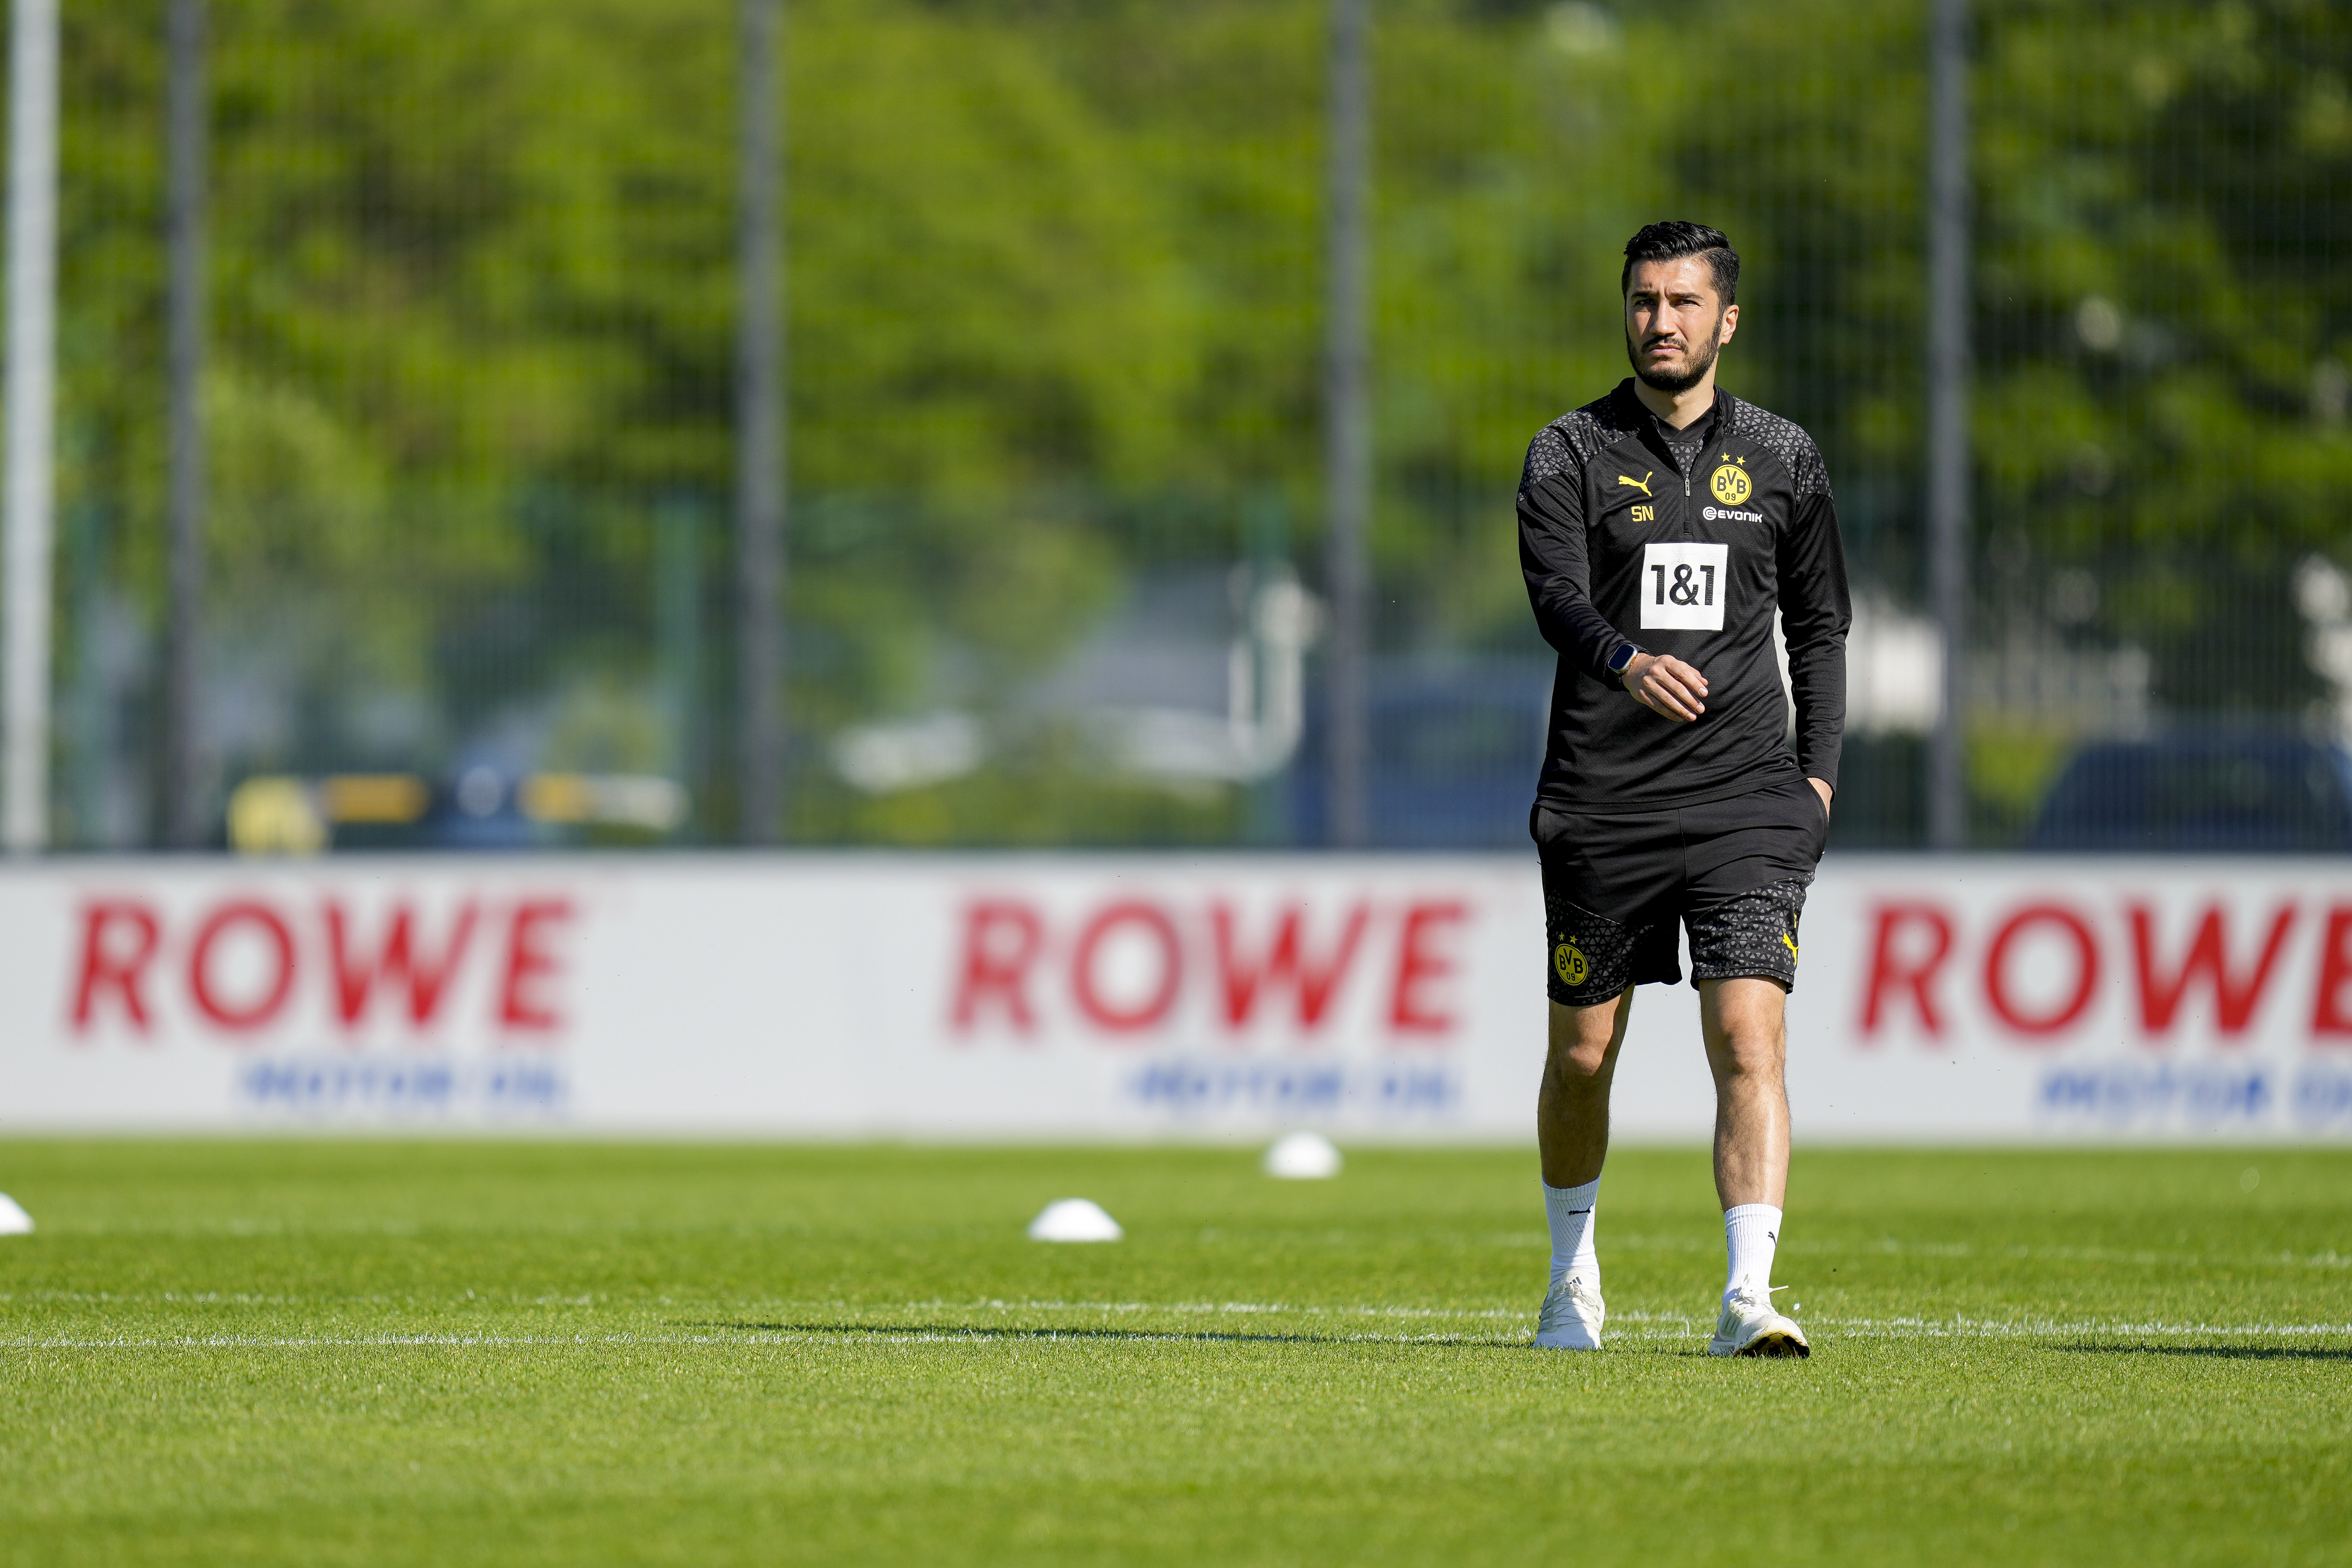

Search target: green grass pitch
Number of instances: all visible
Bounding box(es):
[1,1140,2348,1566]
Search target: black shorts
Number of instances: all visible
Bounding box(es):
[1534,769,1828,1006]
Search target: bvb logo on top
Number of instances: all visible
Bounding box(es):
[1709,460,1751,506]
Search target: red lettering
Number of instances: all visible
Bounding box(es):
[2310,906,2352,1040]
[1984,904,2099,1038]
[498,899,574,1033]
[1389,901,1466,1036]
[188,901,297,1031]
[70,900,162,1033]
[951,901,1045,1034]
[2130,902,2295,1042]
[1860,903,1953,1038]
[1210,901,1369,1032]
[324,900,478,1031]
[1071,901,1182,1033]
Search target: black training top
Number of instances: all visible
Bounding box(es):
[1517,380,1850,812]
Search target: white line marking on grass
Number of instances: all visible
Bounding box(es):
[918,1298,1545,1323]
[1819,1317,2352,1339]
[943,1299,2352,1334]
[7,1311,2350,1354]
[0,1330,1521,1351]
[0,1334,742,1350]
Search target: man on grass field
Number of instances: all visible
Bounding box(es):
[1517,221,1849,1356]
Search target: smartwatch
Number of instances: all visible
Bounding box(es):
[1604,641,1644,681]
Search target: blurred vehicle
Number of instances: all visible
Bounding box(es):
[2026,733,2352,852]
[1289,660,1553,849]
[226,769,688,854]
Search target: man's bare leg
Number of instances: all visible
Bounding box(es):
[1698,977,1789,1209]
[1538,987,1633,1188]
[1699,976,1808,1355]
[1530,989,1632,1347]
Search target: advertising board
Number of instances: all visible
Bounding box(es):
[3,854,2349,1141]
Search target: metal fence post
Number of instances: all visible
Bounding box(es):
[1323,0,1371,848]
[1925,0,1970,850]
[736,0,786,845]
[656,495,704,825]
[3,0,59,853]
[162,0,208,848]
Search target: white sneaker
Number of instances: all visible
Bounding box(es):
[1534,1274,1605,1350]
[1707,1282,1809,1358]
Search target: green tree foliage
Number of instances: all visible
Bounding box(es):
[36,0,2352,843]
[1668,0,2352,704]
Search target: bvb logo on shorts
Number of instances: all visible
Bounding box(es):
[1554,940,1589,987]
[1709,462,1752,506]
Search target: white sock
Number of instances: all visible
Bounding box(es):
[1724,1203,1782,1295]
[1543,1178,1601,1291]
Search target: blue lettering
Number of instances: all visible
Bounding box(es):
[1126,1058,1459,1119]
[2037,1062,2274,1127]
[2291,1068,2352,1126]
[238,1056,568,1118]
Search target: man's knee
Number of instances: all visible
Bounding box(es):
[1713,1025,1785,1084]
[1547,994,1627,1082]
[1702,978,1787,1082]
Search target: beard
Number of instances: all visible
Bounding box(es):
[1627,317,1724,393]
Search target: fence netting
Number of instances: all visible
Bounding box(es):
[22,0,2352,851]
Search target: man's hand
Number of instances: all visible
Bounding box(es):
[1808,776,1833,818]
[1620,651,1708,721]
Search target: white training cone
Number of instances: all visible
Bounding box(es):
[1263,1131,1343,1180]
[0,1193,33,1235]
[1027,1198,1123,1243]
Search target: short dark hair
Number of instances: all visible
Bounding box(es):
[1621,221,1739,306]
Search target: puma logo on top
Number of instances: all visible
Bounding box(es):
[1616,471,1653,498]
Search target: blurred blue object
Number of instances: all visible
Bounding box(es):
[1291,659,1552,849]
[428,763,542,851]
[225,762,690,853]
[2027,733,2352,853]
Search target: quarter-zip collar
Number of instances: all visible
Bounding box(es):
[1614,379,1732,496]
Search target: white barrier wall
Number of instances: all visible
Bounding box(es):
[3,854,2350,1141]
